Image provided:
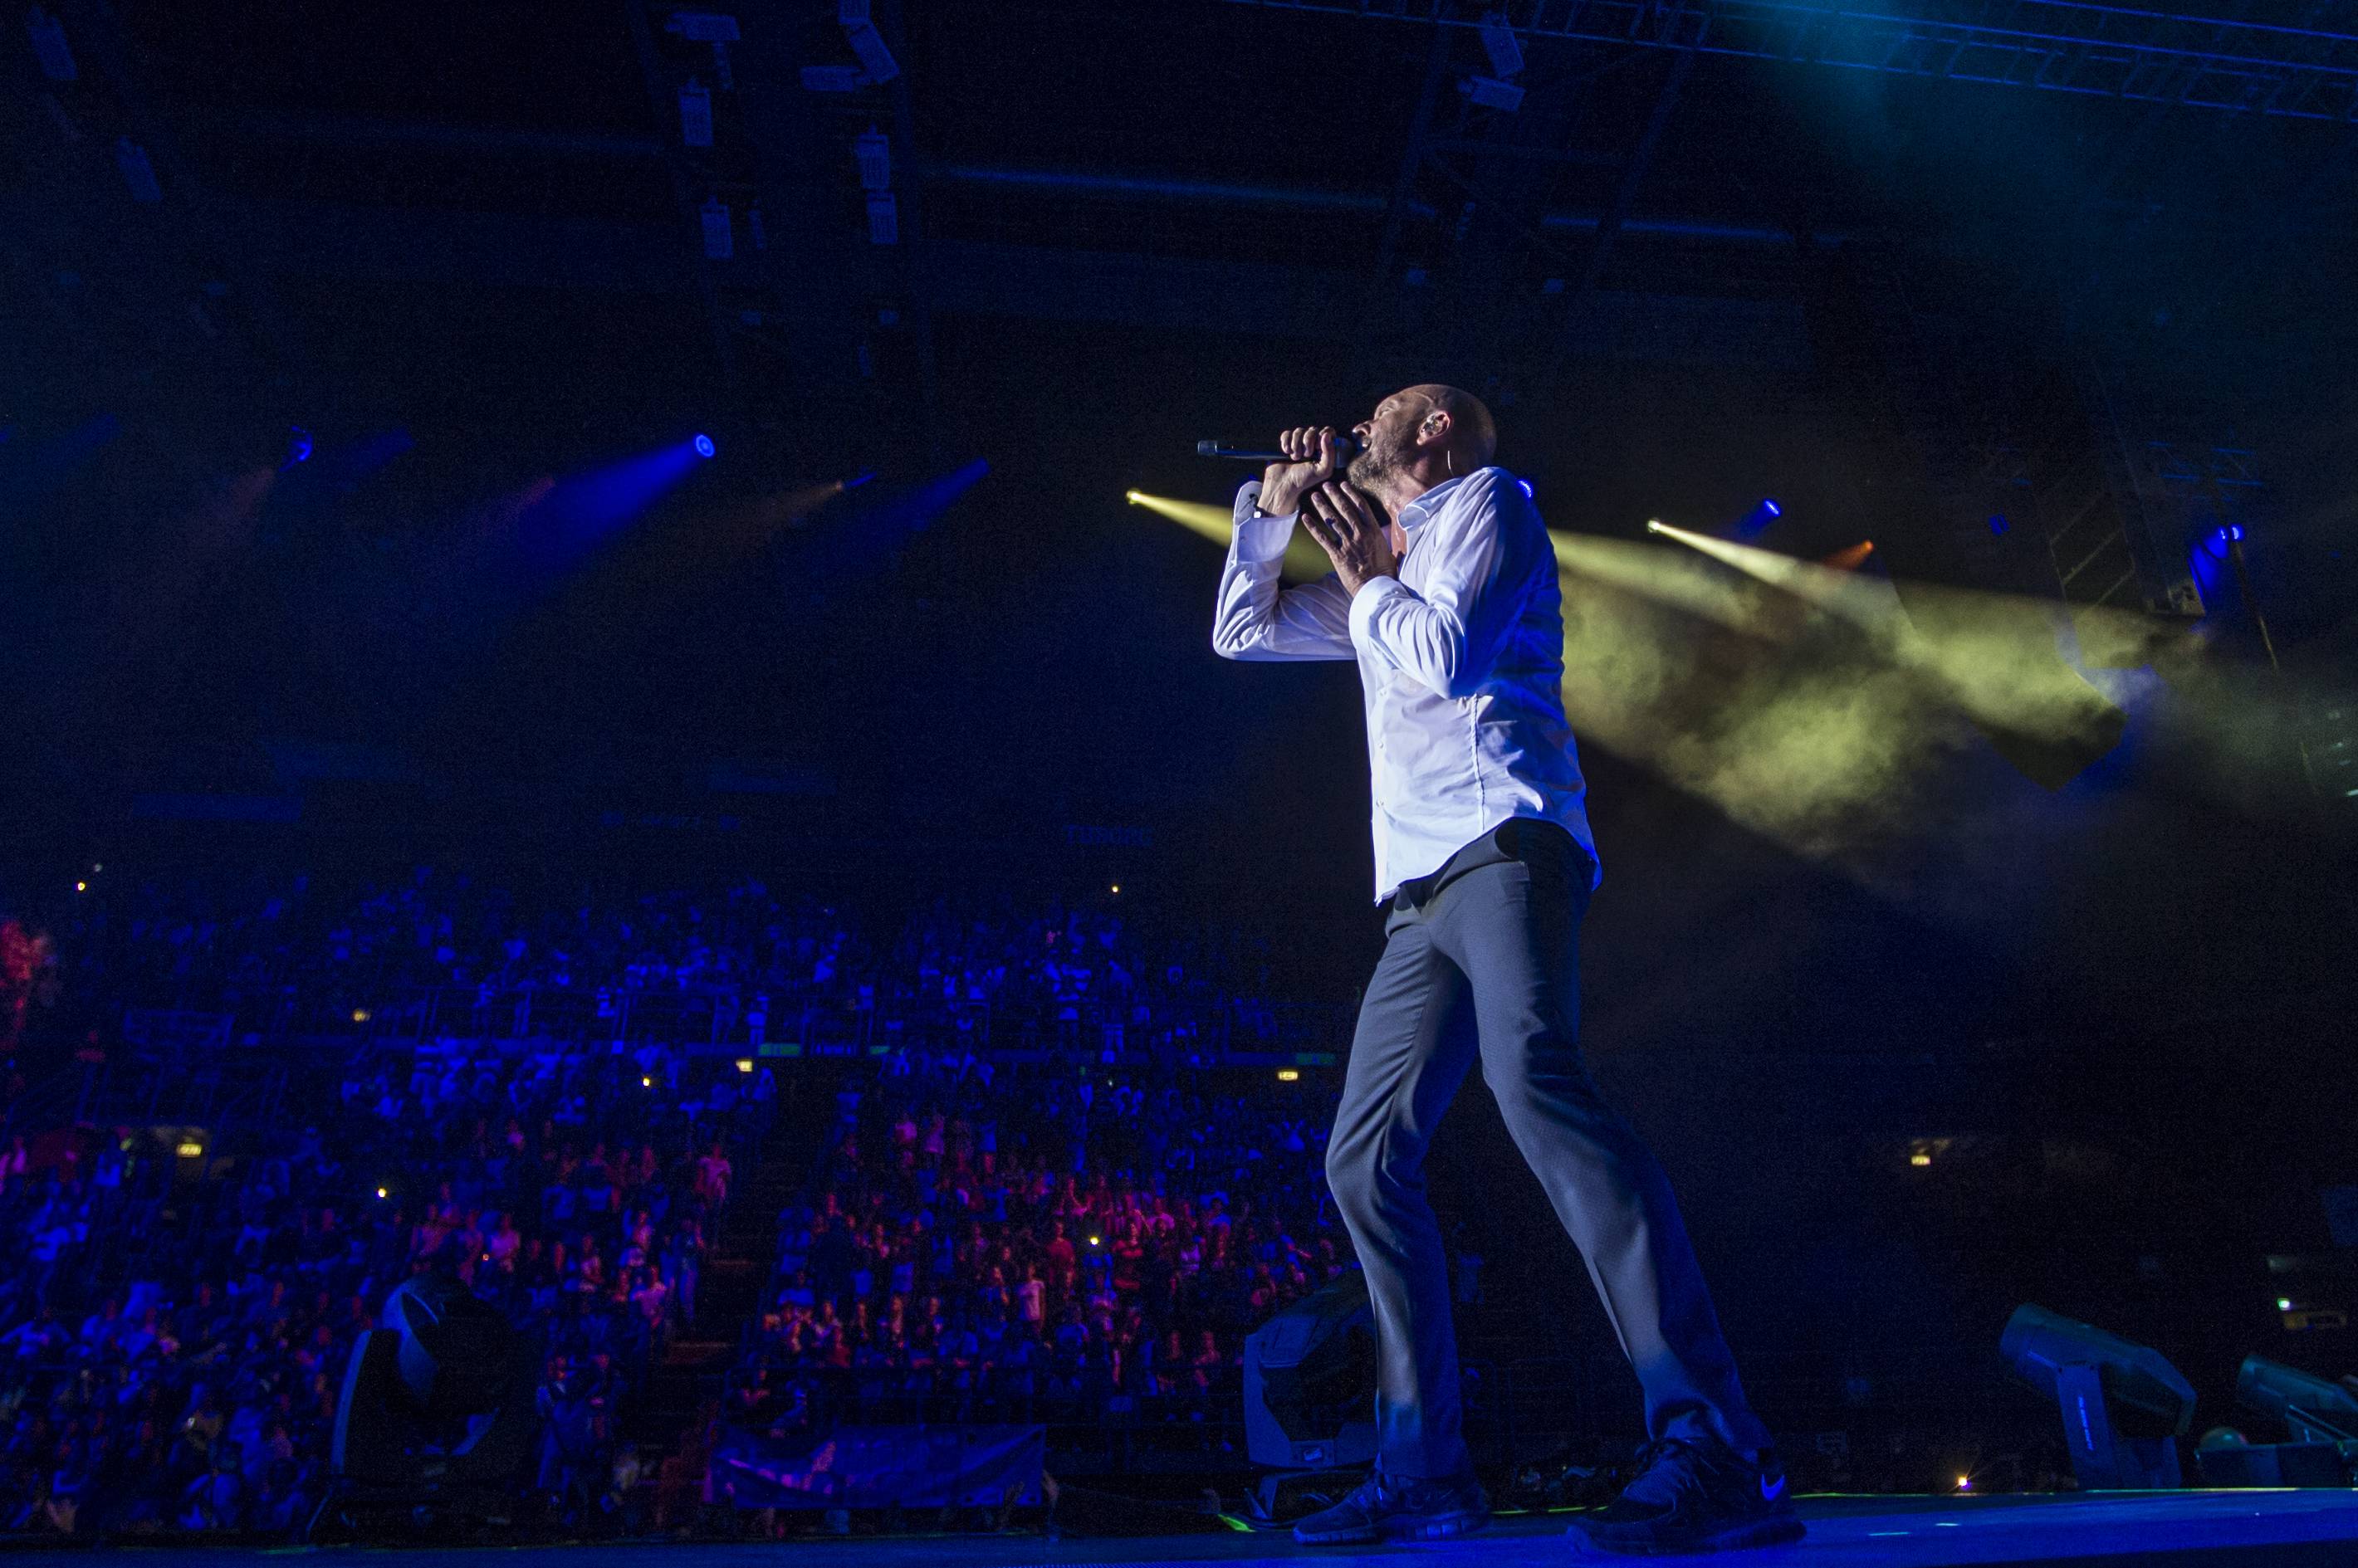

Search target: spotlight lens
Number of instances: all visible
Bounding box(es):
[693,433,717,459]
[1761,499,1781,517]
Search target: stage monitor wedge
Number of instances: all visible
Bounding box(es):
[1244,1269,1377,1472]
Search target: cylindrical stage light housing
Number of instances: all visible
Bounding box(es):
[2000,1304,2197,1437]
[2238,1355,2358,1443]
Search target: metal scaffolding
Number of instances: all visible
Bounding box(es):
[1216,0,2358,121]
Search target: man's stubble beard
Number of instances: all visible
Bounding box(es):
[1346,442,1401,493]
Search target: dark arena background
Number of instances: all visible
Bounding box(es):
[5,0,2358,1562]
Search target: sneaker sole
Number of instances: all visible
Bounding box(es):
[1295,1508,1490,1546]
[1568,1514,1806,1556]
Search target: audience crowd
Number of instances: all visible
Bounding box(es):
[729,1048,1343,1438]
[0,1020,770,1536]
[0,866,1343,1537]
[32,866,1313,1062]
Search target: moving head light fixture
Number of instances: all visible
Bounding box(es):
[2000,1304,2195,1490]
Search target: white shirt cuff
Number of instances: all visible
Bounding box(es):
[1231,481,1297,564]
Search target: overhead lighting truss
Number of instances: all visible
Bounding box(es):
[1215,0,2358,122]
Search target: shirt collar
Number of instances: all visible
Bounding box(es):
[1398,472,1470,530]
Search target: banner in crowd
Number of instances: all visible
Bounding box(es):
[712,1424,1044,1509]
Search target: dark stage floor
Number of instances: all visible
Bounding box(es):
[12,1490,2358,1566]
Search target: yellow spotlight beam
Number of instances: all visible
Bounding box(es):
[1549,520,2298,895]
[1128,490,1331,583]
[1646,519,2128,769]
[1548,554,1954,867]
[1551,527,1810,641]
[1648,520,1904,640]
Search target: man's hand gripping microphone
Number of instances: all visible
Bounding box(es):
[1258,427,1348,518]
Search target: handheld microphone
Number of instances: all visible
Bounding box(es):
[1196,436,1361,462]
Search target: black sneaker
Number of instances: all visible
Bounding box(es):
[1566,1437,1804,1556]
[1291,1466,1490,1546]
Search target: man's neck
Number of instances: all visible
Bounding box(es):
[1367,457,1456,519]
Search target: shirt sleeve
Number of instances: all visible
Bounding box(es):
[1210,480,1356,662]
[1347,467,1538,698]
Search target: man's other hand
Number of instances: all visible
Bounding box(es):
[1302,481,1399,597]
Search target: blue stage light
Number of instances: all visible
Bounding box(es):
[693,433,717,459]
[842,469,877,490]
[805,459,990,583]
[520,437,719,570]
[1517,478,1534,500]
[285,426,313,467]
[1734,497,1783,539]
[1989,515,2010,536]
[2228,524,2244,541]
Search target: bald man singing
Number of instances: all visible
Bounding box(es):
[1212,387,1801,1556]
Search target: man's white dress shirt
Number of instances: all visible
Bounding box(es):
[1211,467,1599,902]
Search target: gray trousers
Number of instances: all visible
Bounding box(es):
[1328,818,1768,1477]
